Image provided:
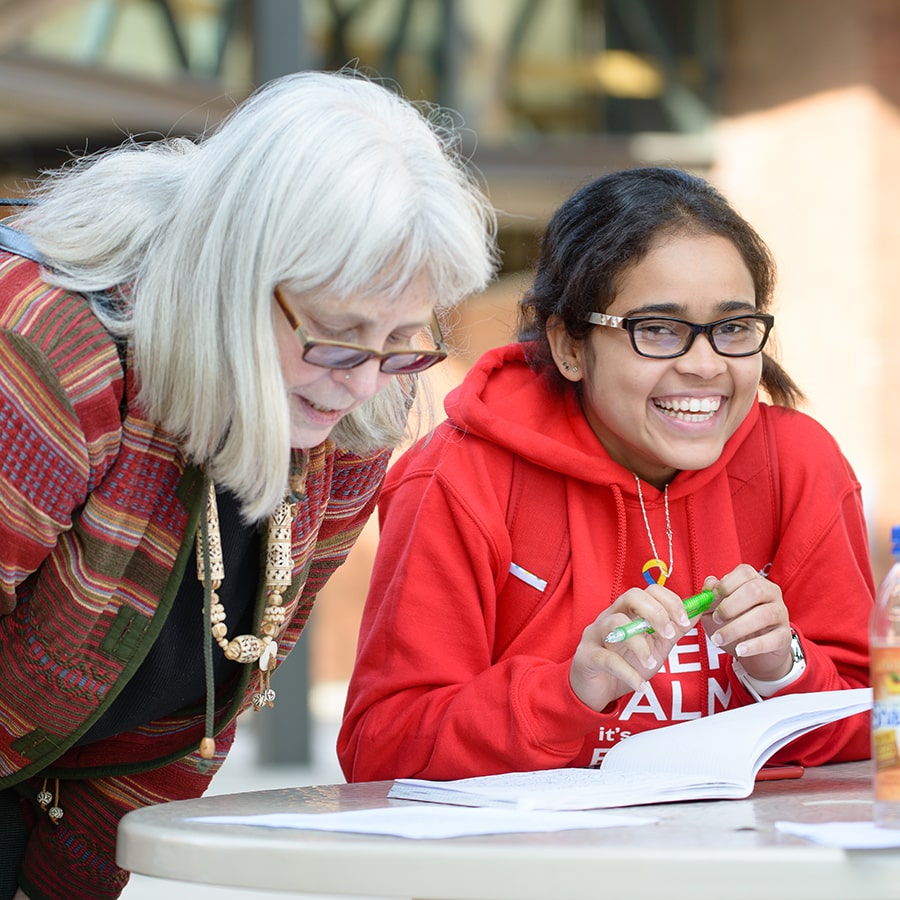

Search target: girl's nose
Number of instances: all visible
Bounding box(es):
[674,333,728,377]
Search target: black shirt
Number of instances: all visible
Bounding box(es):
[77,486,262,745]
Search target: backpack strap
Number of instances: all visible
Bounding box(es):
[762,407,781,520]
[493,454,571,658]
[758,406,782,572]
[727,406,782,571]
[0,221,42,265]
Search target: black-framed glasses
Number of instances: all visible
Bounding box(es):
[586,311,774,359]
[274,287,448,374]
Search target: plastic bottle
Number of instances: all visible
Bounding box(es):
[870,525,900,827]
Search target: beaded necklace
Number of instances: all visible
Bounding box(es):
[196,468,305,762]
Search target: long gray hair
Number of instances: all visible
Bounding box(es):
[18,70,498,520]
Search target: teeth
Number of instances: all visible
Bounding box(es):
[309,401,336,413]
[654,397,721,421]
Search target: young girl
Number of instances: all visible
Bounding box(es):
[338,166,873,782]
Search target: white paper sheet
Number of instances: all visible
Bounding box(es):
[775,820,900,849]
[187,805,656,839]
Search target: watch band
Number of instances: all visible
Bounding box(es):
[733,629,807,701]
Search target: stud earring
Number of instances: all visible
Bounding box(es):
[344,372,352,381]
[561,361,570,371]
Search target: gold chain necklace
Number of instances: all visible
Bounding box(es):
[634,473,674,586]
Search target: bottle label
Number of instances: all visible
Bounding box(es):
[872,647,900,799]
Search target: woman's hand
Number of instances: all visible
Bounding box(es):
[700,565,794,682]
[569,583,695,711]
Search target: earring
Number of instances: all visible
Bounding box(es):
[571,365,578,372]
[344,372,352,381]
[561,361,570,371]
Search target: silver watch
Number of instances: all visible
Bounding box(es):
[789,629,805,666]
[733,629,807,701]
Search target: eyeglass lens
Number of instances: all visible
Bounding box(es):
[631,317,769,358]
[302,344,442,374]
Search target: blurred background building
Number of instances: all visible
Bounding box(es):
[2,0,899,764]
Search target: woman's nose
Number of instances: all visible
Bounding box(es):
[334,359,384,399]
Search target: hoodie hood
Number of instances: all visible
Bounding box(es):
[443,342,761,503]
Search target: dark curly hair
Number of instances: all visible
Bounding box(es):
[517,166,803,408]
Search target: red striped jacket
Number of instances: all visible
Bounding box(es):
[0,252,391,898]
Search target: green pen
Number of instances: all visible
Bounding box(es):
[603,588,716,644]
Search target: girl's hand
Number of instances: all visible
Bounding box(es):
[700,565,794,682]
[569,583,695,711]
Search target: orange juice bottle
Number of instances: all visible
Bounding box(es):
[871,525,900,827]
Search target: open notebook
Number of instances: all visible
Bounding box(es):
[388,688,872,810]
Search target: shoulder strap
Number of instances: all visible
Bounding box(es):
[0,221,42,264]
[728,406,781,571]
[493,454,570,657]
[763,407,781,521]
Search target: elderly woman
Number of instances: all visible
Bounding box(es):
[0,69,497,899]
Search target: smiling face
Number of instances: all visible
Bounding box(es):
[274,273,438,448]
[550,231,763,487]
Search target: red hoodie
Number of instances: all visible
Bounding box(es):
[338,344,873,782]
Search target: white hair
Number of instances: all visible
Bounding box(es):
[18,70,498,520]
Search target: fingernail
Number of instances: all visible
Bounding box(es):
[678,612,690,627]
[662,623,676,639]
[735,642,748,658]
[711,632,724,647]
[644,656,657,668]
